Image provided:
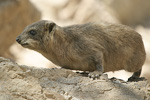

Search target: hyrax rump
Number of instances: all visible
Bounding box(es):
[16,20,146,81]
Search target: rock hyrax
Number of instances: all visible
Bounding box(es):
[16,20,146,81]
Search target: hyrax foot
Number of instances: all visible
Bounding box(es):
[128,69,146,82]
[88,71,102,79]
[88,71,103,79]
[127,76,146,82]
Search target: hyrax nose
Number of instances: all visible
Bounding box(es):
[16,37,21,43]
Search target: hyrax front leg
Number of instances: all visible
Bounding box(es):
[88,53,105,79]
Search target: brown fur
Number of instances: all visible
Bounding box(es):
[16,20,146,80]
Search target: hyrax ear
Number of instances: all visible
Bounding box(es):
[45,22,56,33]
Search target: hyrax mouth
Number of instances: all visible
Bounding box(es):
[16,37,28,46]
[21,43,28,46]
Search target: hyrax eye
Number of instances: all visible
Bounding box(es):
[29,30,37,36]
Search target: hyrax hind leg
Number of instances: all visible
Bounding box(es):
[128,69,146,82]
[126,48,146,82]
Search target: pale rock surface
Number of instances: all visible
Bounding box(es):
[0,57,149,100]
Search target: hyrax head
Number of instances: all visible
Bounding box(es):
[16,20,56,50]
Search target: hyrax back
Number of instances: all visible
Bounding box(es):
[16,20,146,81]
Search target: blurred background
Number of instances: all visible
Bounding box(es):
[0,0,149,81]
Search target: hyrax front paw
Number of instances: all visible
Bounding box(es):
[88,71,103,79]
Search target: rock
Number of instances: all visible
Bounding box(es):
[103,0,150,27]
[30,0,119,25]
[0,0,41,57]
[58,0,119,24]
[0,57,149,100]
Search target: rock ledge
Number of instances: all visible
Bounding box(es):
[0,57,149,100]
